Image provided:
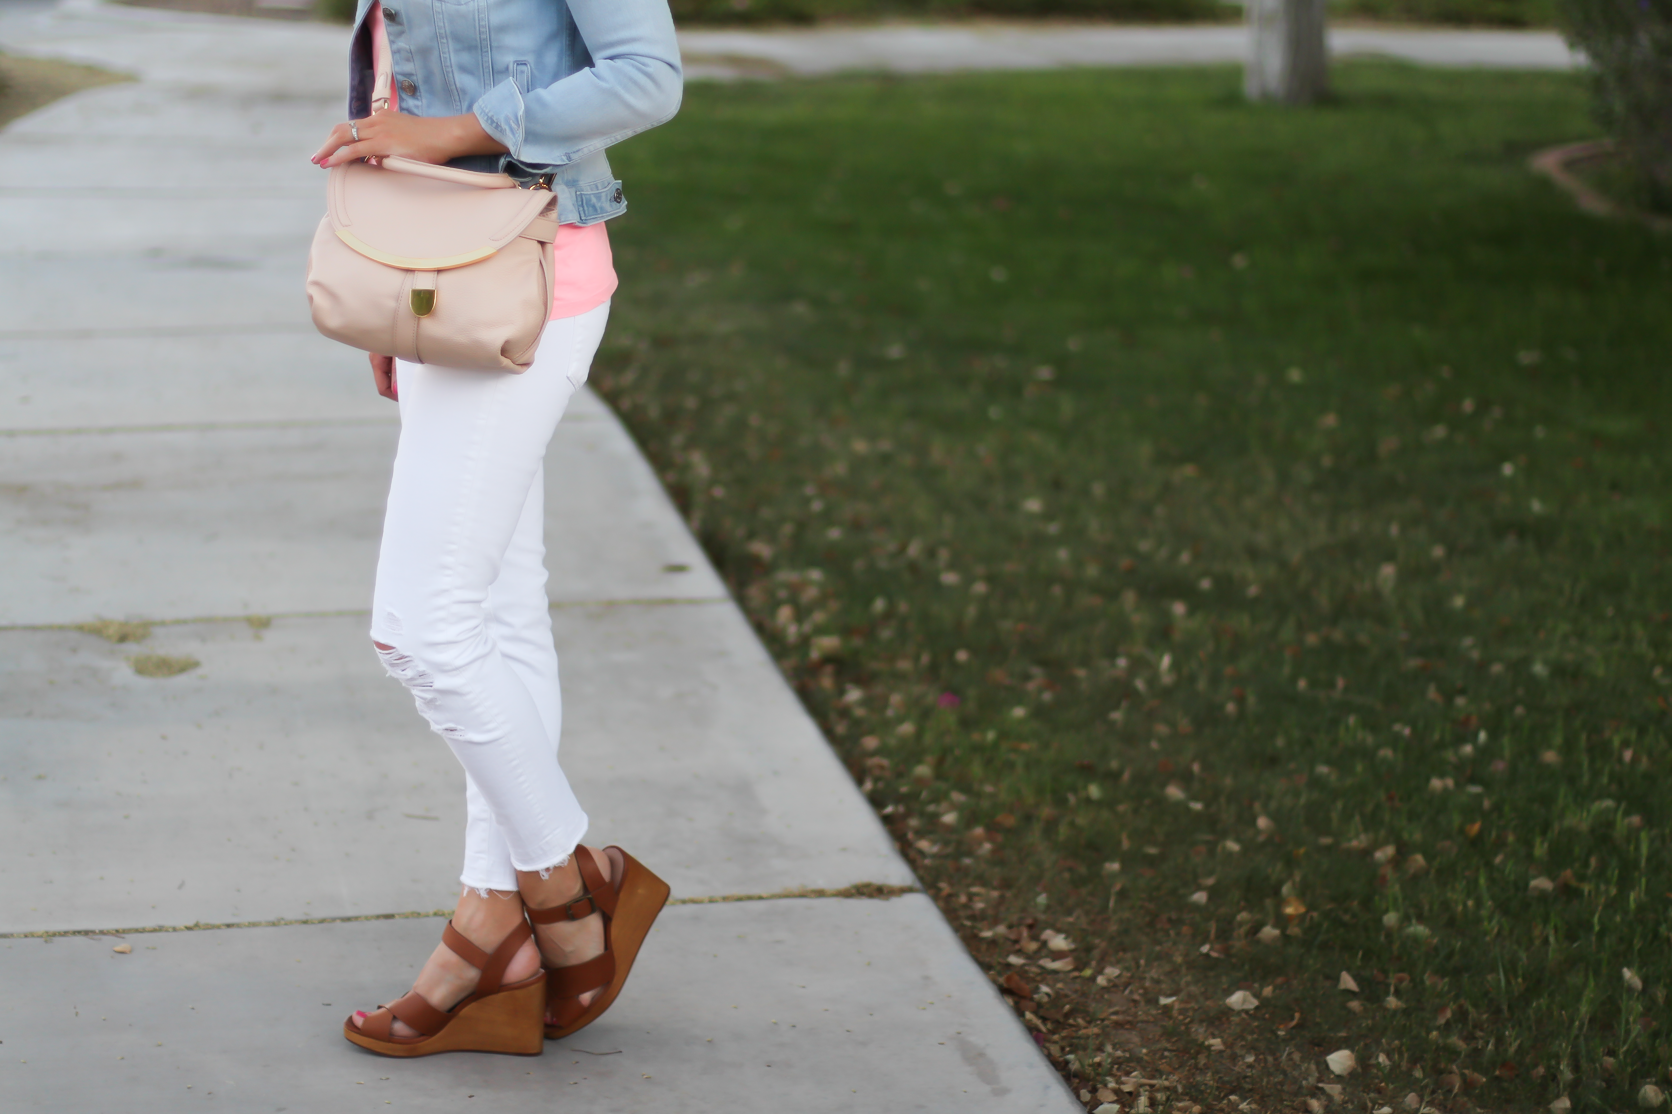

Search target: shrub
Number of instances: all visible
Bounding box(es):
[1558,0,1672,209]
[316,0,355,23]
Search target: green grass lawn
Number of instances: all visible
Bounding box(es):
[597,63,1672,1111]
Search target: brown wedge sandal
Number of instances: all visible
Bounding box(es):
[527,845,670,1040]
[342,919,546,1057]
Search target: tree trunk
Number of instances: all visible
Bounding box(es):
[1245,0,1329,105]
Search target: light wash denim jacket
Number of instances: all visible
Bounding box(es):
[347,0,682,225]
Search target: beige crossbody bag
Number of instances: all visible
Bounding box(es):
[304,70,559,373]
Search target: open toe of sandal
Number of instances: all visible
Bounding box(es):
[527,845,670,1040]
[342,919,546,1057]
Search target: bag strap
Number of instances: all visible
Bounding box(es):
[520,215,561,244]
[370,19,393,115]
[371,63,392,115]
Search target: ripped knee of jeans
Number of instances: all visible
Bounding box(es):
[373,635,470,743]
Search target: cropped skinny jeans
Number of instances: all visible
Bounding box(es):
[369,301,609,893]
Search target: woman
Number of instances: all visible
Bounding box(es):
[310,0,682,1057]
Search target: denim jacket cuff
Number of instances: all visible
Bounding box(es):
[473,78,526,160]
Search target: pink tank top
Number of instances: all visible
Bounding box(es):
[369,7,618,321]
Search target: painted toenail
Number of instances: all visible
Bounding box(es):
[355,1010,367,1019]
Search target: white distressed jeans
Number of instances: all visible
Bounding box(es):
[369,301,609,893]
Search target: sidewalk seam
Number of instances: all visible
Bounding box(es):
[0,884,921,939]
[0,597,733,633]
[1,414,614,437]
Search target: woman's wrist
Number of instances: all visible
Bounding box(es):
[442,112,508,160]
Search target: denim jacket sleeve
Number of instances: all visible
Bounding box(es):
[471,0,683,171]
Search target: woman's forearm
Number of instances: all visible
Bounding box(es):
[312,111,507,170]
[471,0,681,169]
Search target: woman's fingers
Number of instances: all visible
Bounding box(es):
[318,139,381,169]
[313,116,389,167]
[311,121,358,165]
[370,353,398,401]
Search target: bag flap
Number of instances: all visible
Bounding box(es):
[327,158,554,271]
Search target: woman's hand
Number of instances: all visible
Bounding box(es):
[371,353,398,401]
[312,111,507,169]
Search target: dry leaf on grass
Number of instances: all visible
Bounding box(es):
[1042,930,1075,952]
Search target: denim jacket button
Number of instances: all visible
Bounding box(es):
[612,187,623,203]
[399,78,417,96]
[380,6,398,21]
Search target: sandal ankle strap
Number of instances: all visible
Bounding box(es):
[525,851,619,925]
[526,891,601,925]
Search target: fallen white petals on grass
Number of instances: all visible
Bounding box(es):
[1319,1085,1344,1101]
[1338,971,1360,992]
[1004,954,1029,966]
[1326,1050,1358,1076]
[1158,995,1179,1006]
[1550,1098,1572,1114]
[1188,890,1210,906]
[1529,876,1555,895]
[1164,783,1188,802]
[1038,958,1076,972]
[1205,1038,1225,1051]
[112,943,132,954]
[1225,990,1259,1011]
[1624,967,1644,992]
[1257,926,1283,945]
[1641,1085,1667,1110]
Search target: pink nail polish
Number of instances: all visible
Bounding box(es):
[354,1010,367,1019]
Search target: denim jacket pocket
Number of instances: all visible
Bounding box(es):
[571,179,627,225]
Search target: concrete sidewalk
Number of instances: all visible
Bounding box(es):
[0,2,1075,1110]
[677,21,1579,79]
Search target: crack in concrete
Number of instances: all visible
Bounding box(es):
[0,597,733,634]
[0,884,920,939]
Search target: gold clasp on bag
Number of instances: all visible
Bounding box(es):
[410,271,438,317]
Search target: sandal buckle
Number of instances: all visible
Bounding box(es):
[563,892,596,920]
